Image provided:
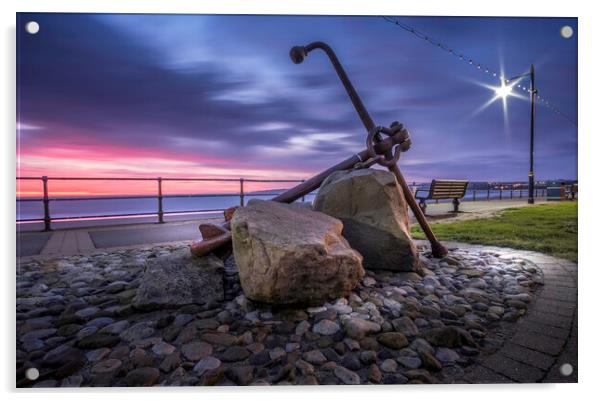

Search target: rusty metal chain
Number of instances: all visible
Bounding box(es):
[365,121,412,168]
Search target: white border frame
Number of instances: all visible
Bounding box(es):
[2,1,598,400]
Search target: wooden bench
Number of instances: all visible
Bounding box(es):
[414,179,469,213]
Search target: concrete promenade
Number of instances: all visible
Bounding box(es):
[17,198,551,258]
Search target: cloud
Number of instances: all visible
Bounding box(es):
[17,122,44,131]
[16,13,577,182]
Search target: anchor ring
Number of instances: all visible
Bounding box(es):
[366,123,410,168]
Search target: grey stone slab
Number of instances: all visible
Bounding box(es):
[539,290,577,303]
[537,262,565,268]
[544,274,576,283]
[511,331,566,356]
[17,231,52,257]
[519,320,570,340]
[560,263,577,273]
[529,311,573,329]
[543,313,578,383]
[532,302,575,318]
[499,343,555,370]
[463,365,515,384]
[482,353,545,383]
[89,222,201,248]
[543,274,577,285]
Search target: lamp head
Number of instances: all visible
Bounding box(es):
[289,46,307,64]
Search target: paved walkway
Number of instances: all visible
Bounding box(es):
[17,198,550,258]
[418,241,578,384]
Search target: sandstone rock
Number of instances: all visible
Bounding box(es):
[130,348,155,368]
[75,333,120,349]
[397,356,422,369]
[194,357,224,385]
[42,345,83,367]
[125,367,160,386]
[313,169,420,272]
[159,352,181,373]
[391,316,419,337]
[334,365,361,384]
[152,341,176,356]
[342,317,381,340]
[368,364,383,383]
[312,320,340,336]
[221,346,250,362]
[341,353,362,371]
[133,249,223,310]
[423,326,477,348]
[200,332,237,347]
[181,342,212,362]
[380,358,398,373]
[377,332,409,349]
[231,200,364,305]
[295,359,315,376]
[418,350,442,372]
[226,366,254,385]
[435,347,460,365]
[91,358,122,375]
[303,350,328,365]
[193,356,222,376]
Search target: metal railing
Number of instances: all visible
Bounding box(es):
[408,182,549,201]
[17,176,551,231]
[16,176,306,231]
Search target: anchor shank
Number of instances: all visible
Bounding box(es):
[303,42,377,133]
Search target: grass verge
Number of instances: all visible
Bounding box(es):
[411,202,577,262]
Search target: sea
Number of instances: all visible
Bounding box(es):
[16,187,540,231]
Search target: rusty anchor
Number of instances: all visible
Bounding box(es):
[289,41,447,258]
[191,41,447,258]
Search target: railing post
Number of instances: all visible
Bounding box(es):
[472,189,476,201]
[157,177,164,224]
[519,185,523,198]
[510,187,513,199]
[42,176,52,231]
[301,180,306,202]
[239,178,244,206]
[486,184,490,201]
[499,187,503,200]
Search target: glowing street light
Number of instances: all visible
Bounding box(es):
[499,64,537,204]
[495,80,513,99]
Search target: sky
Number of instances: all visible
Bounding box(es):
[16,13,577,196]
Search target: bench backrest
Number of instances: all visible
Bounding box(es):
[428,179,469,199]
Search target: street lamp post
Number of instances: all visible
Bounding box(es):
[504,65,537,204]
[528,64,536,204]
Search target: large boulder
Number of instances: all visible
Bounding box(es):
[133,249,224,310]
[313,169,420,272]
[230,199,364,305]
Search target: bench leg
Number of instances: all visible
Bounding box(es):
[452,198,460,213]
[419,200,427,214]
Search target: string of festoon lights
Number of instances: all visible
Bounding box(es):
[382,16,577,127]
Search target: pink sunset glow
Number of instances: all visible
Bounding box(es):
[17,125,316,198]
